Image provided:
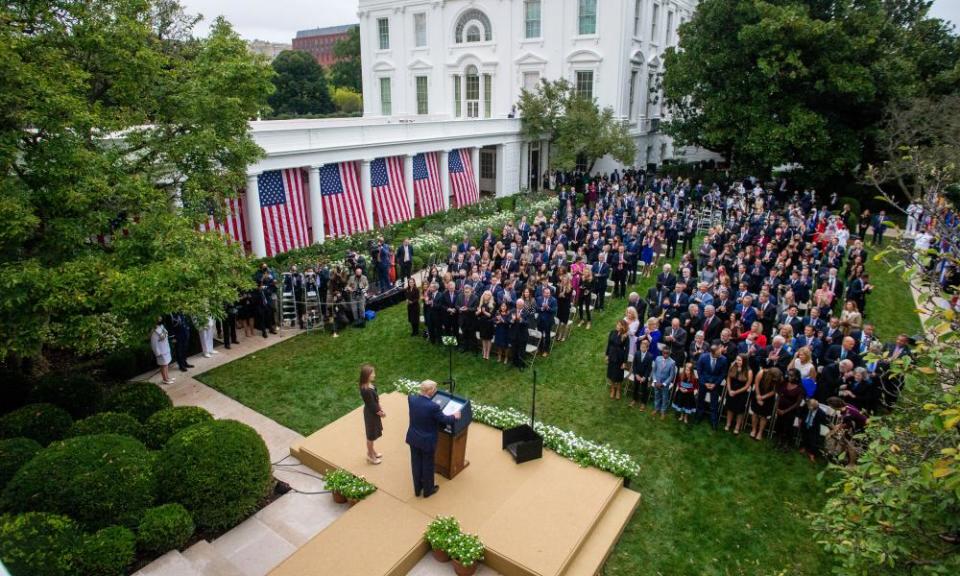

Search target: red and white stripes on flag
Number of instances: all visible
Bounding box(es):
[257,169,310,257]
[448,148,479,208]
[320,161,368,237]
[412,152,444,217]
[370,156,411,227]
[197,196,248,247]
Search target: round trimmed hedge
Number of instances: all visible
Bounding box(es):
[156,420,271,531]
[0,438,42,490]
[0,403,73,446]
[67,412,145,441]
[0,511,84,576]
[103,381,172,422]
[30,373,103,419]
[76,525,136,576]
[2,433,156,530]
[143,406,213,449]
[137,503,194,555]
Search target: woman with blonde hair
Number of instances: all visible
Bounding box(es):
[476,290,496,360]
[839,300,863,335]
[605,319,630,400]
[791,346,815,380]
[359,364,385,464]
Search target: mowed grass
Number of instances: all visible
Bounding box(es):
[199,242,919,576]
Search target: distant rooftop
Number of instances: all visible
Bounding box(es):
[295,24,358,38]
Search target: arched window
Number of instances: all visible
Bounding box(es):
[465,65,480,118]
[455,9,492,43]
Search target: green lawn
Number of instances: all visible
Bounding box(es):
[198,242,920,576]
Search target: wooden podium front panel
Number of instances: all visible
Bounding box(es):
[435,428,469,479]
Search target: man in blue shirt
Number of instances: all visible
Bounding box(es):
[406,380,461,498]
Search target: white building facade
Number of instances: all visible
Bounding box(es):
[242,0,702,256]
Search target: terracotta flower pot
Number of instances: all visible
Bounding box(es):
[347,498,359,506]
[332,491,346,504]
[431,547,451,563]
[452,560,478,576]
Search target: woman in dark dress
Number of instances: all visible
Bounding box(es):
[238,289,256,338]
[724,353,753,434]
[750,367,782,440]
[406,278,420,336]
[556,274,573,342]
[476,290,496,360]
[606,319,630,400]
[773,368,806,443]
[359,364,384,465]
[494,302,511,364]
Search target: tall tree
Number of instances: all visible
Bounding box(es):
[330,26,361,94]
[268,50,334,117]
[0,0,274,361]
[518,79,636,173]
[662,0,960,179]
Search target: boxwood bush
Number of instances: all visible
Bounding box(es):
[143,406,213,449]
[76,525,136,576]
[103,381,172,422]
[155,420,271,531]
[136,503,195,555]
[2,433,156,530]
[0,438,42,490]
[0,403,73,446]
[67,412,145,441]
[29,374,103,419]
[0,511,84,576]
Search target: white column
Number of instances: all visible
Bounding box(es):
[479,74,486,118]
[404,154,416,218]
[519,142,529,192]
[440,150,451,211]
[471,147,481,196]
[307,166,324,244]
[245,173,267,257]
[495,144,507,198]
[360,159,374,230]
[539,140,550,189]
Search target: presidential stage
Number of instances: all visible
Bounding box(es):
[271,392,640,576]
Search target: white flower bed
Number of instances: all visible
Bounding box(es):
[392,378,640,479]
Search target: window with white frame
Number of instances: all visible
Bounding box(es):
[416,76,428,115]
[414,13,427,47]
[575,70,594,100]
[633,0,642,37]
[480,150,495,179]
[483,73,492,118]
[525,0,541,39]
[578,0,597,35]
[522,71,540,92]
[667,11,675,46]
[377,17,390,50]
[465,65,480,118]
[379,77,392,116]
[455,9,492,43]
[453,75,462,117]
[628,69,638,121]
[650,4,659,41]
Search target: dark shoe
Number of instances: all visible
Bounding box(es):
[415,489,422,498]
[178,366,188,372]
[185,363,195,368]
[423,486,439,498]
[232,340,240,344]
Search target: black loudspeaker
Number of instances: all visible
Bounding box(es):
[502,424,543,464]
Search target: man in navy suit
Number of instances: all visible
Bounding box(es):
[695,345,729,428]
[398,238,414,283]
[406,380,461,498]
[536,287,558,357]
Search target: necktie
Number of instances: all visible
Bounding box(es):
[711,358,716,371]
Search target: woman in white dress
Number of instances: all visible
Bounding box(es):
[625,306,641,361]
[150,318,174,385]
[790,346,816,381]
[199,316,218,358]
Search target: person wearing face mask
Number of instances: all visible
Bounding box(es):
[150,317,174,385]
[346,267,369,327]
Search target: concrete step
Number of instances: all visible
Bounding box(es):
[209,516,298,576]
[254,491,345,547]
[182,540,245,576]
[561,487,642,576]
[133,550,202,576]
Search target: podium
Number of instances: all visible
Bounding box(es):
[431,390,472,479]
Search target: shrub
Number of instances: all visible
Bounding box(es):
[424,516,460,552]
[136,503,194,555]
[0,403,73,446]
[0,512,84,576]
[103,381,172,422]
[155,420,271,531]
[29,374,103,419]
[0,368,33,415]
[447,532,485,567]
[76,525,136,576]
[2,434,156,530]
[102,344,155,381]
[67,412,145,441]
[0,437,42,490]
[143,406,213,449]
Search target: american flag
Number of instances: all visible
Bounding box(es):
[197,196,248,247]
[370,157,411,227]
[413,152,444,217]
[449,148,479,208]
[321,161,368,237]
[258,169,310,257]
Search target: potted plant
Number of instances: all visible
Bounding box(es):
[323,469,351,504]
[446,532,484,576]
[424,516,460,562]
[339,473,377,505]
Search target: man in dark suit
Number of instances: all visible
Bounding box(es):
[695,345,729,428]
[701,305,723,343]
[825,336,863,367]
[656,264,677,292]
[406,380,461,498]
[535,287,558,357]
[169,312,194,372]
[592,254,610,311]
[630,338,654,407]
[377,239,392,292]
[398,238,414,283]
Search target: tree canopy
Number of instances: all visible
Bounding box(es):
[330,26,361,94]
[662,0,960,179]
[267,50,334,117]
[518,79,636,173]
[0,0,274,361]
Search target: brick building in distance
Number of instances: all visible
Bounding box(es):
[292,24,358,68]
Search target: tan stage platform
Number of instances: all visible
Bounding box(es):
[271,392,640,576]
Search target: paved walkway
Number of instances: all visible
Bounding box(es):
[133,326,470,576]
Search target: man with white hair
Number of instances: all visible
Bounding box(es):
[405,380,461,498]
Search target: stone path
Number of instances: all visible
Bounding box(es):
[133,325,471,576]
